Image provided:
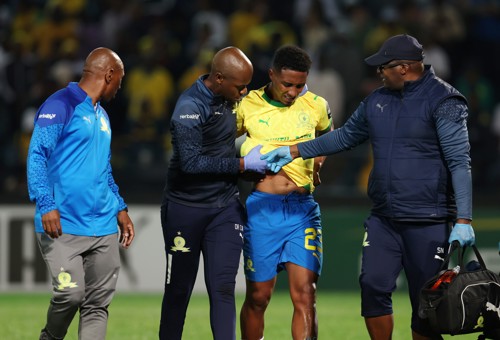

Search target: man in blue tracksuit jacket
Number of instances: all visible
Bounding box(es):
[262,35,476,339]
[27,47,135,340]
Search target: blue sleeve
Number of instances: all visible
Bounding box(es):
[27,99,69,214]
[298,101,370,159]
[27,124,63,215]
[26,98,70,215]
[107,152,127,212]
[171,101,240,174]
[434,97,472,220]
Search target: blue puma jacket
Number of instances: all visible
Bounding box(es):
[27,82,127,236]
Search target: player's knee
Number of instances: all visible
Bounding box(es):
[246,289,272,310]
[290,283,317,309]
[52,286,86,307]
[360,279,393,316]
[359,272,393,296]
[215,282,236,298]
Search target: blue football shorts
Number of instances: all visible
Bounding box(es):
[243,190,323,282]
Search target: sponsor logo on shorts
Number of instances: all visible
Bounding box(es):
[434,246,445,261]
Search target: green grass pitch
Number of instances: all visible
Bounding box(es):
[0,291,481,339]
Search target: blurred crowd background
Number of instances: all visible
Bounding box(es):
[1,0,499,206]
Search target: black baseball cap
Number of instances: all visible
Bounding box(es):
[364,34,424,66]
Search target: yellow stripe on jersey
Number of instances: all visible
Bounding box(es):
[236,86,332,192]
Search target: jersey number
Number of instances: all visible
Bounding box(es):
[304,227,322,251]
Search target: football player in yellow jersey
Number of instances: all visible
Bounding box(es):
[236,45,333,340]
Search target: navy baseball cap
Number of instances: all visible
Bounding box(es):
[364,34,424,66]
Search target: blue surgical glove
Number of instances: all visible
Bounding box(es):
[243,145,267,173]
[260,146,292,173]
[449,223,475,247]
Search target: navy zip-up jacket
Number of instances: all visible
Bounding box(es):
[164,75,241,208]
[298,66,472,221]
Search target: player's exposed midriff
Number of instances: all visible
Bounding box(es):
[255,171,309,195]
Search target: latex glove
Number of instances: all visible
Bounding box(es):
[449,223,475,247]
[260,146,292,173]
[243,145,267,173]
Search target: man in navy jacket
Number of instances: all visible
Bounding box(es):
[159,46,266,340]
[262,34,475,340]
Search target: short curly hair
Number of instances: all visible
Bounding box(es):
[271,45,312,73]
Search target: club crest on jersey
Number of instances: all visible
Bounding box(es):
[297,111,314,129]
[57,268,78,290]
[171,232,190,252]
[100,116,110,134]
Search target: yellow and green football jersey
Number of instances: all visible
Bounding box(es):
[236,86,332,192]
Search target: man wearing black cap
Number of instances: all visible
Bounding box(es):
[260,34,475,339]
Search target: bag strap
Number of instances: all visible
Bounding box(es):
[440,241,463,271]
[441,241,488,271]
[470,245,488,269]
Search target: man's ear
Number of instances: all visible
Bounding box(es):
[215,71,224,86]
[105,68,114,84]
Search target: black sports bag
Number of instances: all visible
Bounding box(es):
[418,242,500,337]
